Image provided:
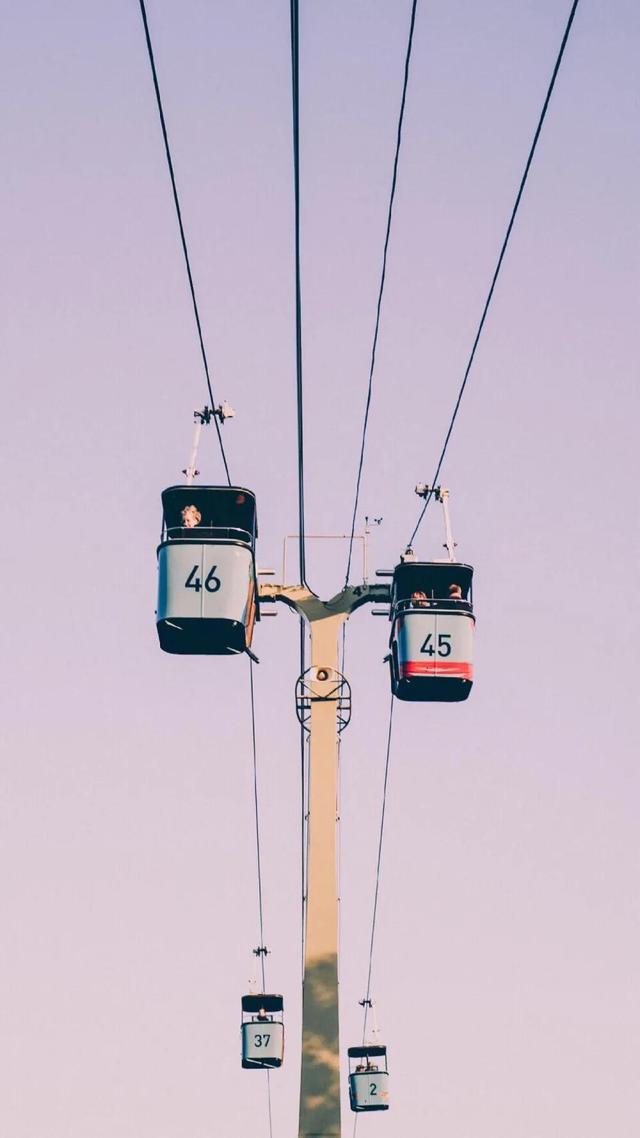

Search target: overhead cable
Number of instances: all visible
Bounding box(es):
[345,0,420,584]
[137,0,231,484]
[352,690,394,1135]
[289,0,307,584]
[408,0,581,546]
[359,693,395,1045]
[249,661,267,988]
[248,661,274,1138]
[291,1,309,978]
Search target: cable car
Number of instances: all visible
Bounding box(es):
[156,485,259,655]
[389,559,475,701]
[241,994,284,1069]
[348,1045,389,1112]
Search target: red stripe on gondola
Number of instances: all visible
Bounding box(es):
[400,661,473,679]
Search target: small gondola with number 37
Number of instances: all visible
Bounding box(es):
[156,485,259,655]
[241,994,284,1069]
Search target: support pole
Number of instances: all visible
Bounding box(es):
[299,609,345,1137]
[258,582,390,1138]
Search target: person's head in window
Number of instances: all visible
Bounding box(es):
[410,590,428,607]
[181,504,202,529]
[448,583,462,600]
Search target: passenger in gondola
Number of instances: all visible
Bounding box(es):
[387,554,474,701]
[181,504,201,529]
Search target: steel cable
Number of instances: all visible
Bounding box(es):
[137,0,231,484]
[291,0,309,1002]
[351,690,395,1138]
[248,660,274,1138]
[360,693,395,1038]
[249,661,267,988]
[345,0,420,583]
[408,0,581,546]
[290,0,307,584]
[266,1071,273,1138]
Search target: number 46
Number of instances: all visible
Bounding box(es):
[185,565,221,593]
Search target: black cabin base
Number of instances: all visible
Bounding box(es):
[157,617,246,655]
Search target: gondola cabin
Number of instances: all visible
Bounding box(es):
[348,1045,389,1112]
[156,486,259,655]
[241,994,284,1070]
[389,560,475,701]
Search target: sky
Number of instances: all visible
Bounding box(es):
[1,1,639,1135]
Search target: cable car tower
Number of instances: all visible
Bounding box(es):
[260,569,390,1137]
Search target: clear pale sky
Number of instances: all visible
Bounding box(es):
[1,1,638,1135]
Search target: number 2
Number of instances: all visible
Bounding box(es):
[369,1082,378,1096]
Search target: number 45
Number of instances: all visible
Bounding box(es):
[420,632,452,657]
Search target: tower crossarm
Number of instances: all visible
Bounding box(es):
[258,582,390,618]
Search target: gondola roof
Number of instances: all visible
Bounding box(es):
[392,559,473,597]
[161,485,258,537]
[242,994,283,1013]
[348,1045,387,1059]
